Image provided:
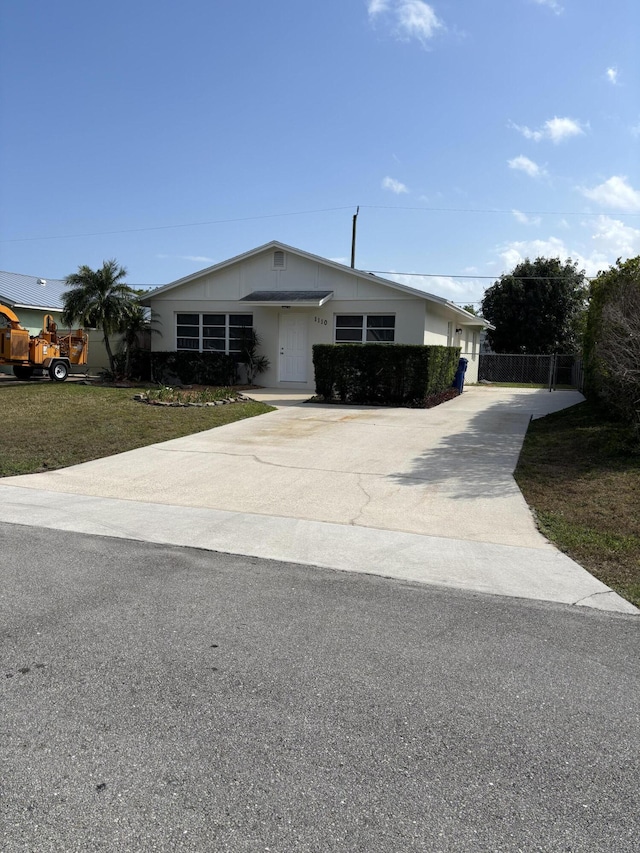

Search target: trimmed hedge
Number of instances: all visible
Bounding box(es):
[313,344,461,405]
[111,348,152,381]
[150,351,237,386]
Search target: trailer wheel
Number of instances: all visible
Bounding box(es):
[13,365,34,381]
[49,361,69,382]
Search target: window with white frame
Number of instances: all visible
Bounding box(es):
[334,314,395,343]
[176,313,253,354]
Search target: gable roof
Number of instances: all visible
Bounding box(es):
[0,270,67,312]
[141,240,491,326]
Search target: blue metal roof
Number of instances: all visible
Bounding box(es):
[0,270,67,311]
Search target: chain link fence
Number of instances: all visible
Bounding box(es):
[478,353,584,390]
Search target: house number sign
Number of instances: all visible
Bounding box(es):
[314,316,328,325]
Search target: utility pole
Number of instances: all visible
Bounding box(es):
[350,206,359,268]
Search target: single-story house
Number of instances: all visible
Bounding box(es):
[0,270,117,373]
[0,271,68,336]
[141,241,493,387]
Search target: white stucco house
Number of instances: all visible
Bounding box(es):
[141,241,492,389]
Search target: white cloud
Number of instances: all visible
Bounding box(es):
[396,1,443,42]
[386,271,483,301]
[382,175,409,194]
[508,155,545,178]
[590,215,640,259]
[509,117,585,144]
[531,0,563,14]
[157,254,215,264]
[367,0,390,17]
[509,122,544,142]
[580,175,640,211]
[605,67,619,85]
[546,117,586,143]
[631,121,640,139]
[512,209,541,226]
[498,237,570,272]
[368,0,444,46]
[495,216,640,280]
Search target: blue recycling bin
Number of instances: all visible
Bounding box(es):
[453,357,468,393]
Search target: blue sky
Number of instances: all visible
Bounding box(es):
[1,0,638,305]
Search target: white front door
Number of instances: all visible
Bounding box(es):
[278,313,308,382]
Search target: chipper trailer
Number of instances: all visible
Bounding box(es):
[0,303,88,381]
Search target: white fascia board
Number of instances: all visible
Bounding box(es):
[12,302,63,312]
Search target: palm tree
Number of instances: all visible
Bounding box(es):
[119,301,160,379]
[63,260,136,375]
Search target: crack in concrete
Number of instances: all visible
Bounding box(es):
[156,446,476,486]
[573,590,618,607]
[157,446,389,478]
[349,474,375,526]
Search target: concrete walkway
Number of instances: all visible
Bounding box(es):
[0,386,636,614]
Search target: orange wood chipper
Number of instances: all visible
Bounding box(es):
[0,303,88,381]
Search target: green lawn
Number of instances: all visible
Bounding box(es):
[0,383,273,477]
[515,400,640,607]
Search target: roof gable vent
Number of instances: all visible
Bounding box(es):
[273,250,286,269]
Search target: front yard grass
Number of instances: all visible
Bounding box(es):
[0,383,273,477]
[515,400,640,607]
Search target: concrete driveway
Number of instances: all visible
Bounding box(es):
[0,387,636,613]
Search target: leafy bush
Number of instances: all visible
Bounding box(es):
[313,344,460,405]
[238,328,270,384]
[111,348,151,381]
[584,257,640,434]
[150,351,237,386]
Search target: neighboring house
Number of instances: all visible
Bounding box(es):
[141,241,493,388]
[0,270,116,373]
[0,271,67,335]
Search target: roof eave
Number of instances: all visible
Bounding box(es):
[10,302,64,312]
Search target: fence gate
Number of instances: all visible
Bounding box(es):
[478,353,584,391]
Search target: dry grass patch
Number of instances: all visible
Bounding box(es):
[0,383,273,477]
[515,400,640,607]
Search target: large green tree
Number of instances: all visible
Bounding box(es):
[481,257,587,354]
[63,259,137,374]
[584,256,640,432]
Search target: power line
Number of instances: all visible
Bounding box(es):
[370,270,496,279]
[361,204,639,217]
[369,270,596,281]
[0,206,355,243]
[1,202,637,244]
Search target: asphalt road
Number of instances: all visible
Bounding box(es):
[1,522,638,852]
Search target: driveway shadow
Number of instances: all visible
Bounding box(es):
[387,398,534,500]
